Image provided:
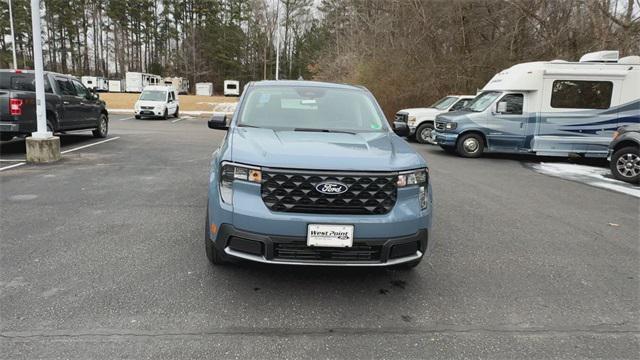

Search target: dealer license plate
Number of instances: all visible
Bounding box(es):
[307,224,354,248]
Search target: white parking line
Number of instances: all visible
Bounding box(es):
[0,162,26,172]
[0,159,26,162]
[171,118,184,123]
[119,117,134,121]
[61,137,120,154]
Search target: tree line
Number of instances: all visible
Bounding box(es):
[0,0,319,91]
[1,0,638,112]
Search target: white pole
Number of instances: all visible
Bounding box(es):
[30,0,50,138]
[8,0,18,69]
[275,1,280,80]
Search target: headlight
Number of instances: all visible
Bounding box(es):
[445,122,457,130]
[407,116,417,126]
[397,169,429,209]
[219,162,262,204]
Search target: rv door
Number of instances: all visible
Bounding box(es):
[485,93,527,151]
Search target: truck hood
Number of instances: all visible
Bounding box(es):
[229,127,426,171]
[398,107,442,119]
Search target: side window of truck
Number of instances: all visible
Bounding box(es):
[55,78,76,96]
[72,80,89,99]
[450,99,470,111]
[551,80,612,109]
[497,94,523,114]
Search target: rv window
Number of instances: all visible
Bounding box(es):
[227,84,237,90]
[430,96,457,110]
[465,91,502,112]
[450,99,470,111]
[551,80,612,109]
[497,94,523,114]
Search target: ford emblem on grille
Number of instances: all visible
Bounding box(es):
[315,181,348,195]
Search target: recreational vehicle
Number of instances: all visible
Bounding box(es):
[163,77,189,94]
[108,79,125,92]
[224,80,240,96]
[432,51,640,158]
[125,72,162,93]
[196,82,214,96]
[81,76,108,92]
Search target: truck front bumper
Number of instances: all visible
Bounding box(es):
[434,131,458,146]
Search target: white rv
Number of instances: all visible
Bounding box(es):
[224,80,240,96]
[81,76,108,92]
[196,82,214,96]
[433,51,640,158]
[108,79,125,92]
[125,72,162,93]
[164,77,190,94]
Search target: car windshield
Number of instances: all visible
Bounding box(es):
[139,90,166,101]
[238,86,387,132]
[464,91,502,112]
[430,96,458,110]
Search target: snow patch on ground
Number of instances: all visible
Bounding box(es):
[530,162,640,198]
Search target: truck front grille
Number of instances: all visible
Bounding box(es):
[274,242,382,262]
[395,112,408,122]
[261,168,397,215]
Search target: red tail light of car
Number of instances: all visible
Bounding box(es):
[9,98,24,116]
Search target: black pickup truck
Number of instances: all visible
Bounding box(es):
[0,70,108,141]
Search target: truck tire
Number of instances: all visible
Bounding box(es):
[205,208,227,265]
[415,123,435,144]
[456,133,484,158]
[92,114,108,138]
[610,146,639,183]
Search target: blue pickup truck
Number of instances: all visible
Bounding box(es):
[204,81,433,268]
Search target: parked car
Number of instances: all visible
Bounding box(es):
[0,69,109,141]
[434,50,640,158]
[395,95,474,144]
[608,125,639,183]
[134,85,179,119]
[205,80,432,268]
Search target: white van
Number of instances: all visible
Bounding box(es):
[134,85,179,119]
[433,51,640,158]
[224,80,240,96]
[395,95,475,143]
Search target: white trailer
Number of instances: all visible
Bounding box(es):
[125,72,162,93]
[164,77,190,94]
[196,82,214,96]
[81,76,108,92]
[224,80,240,96]
[108,79,125,92]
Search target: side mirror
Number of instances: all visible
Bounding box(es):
[393,121,410,137]
[208,112,228,130]
[496,101,507,114]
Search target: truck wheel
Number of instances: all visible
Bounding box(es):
[205,208,226,265]
[415,123,435,144]
[92,114,108,138]
[163,109,169,120]
[174,107,180,118]
[610,146,640,183]
[456,133,484,158]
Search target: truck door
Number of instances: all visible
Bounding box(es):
[485,93,527,151]
[535,79,619,156]
[71,79,99,126]
[54,77,83,129]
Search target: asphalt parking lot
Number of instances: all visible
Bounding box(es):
[1,114,638,359]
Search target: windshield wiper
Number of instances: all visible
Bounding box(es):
[294,128,356,135]
[237,124,261,128]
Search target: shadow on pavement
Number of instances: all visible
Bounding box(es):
[0,133,99,157]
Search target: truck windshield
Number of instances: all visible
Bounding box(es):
[238,86,387,132]
[139,90,166,101]
[464,91,502,112]
[430,96,458,110]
